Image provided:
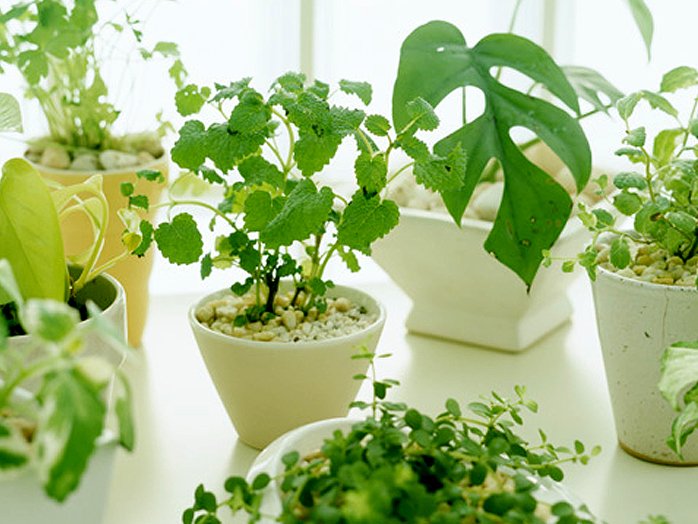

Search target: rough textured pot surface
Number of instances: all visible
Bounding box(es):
[372,210,586,351]
[35,155,168,347]
[8,268,126,369]
[189,285,386,450]
[0,435,117,524]
[592,267,698,464]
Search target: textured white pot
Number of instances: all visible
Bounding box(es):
[372,209,586,351]
[0,434,118,524]
[591,266,698,464]
[189,285,386,450]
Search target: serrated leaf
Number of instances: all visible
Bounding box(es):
[337,192,399,254]
[206,123,266,173]
[175,84,210,117]
[339,79,372,105]
[610,236,631,269]
[660,66,698,93]
[237,156,284,188]
[396,135,430,162]
[0,93,22,132]
[294,131,343,177]
[229,90,271,134]
[613,172,647,190]
[413,144,466,192]
[406,97,439,131]
[35,370,106,502]
[244,191,281,232]
[355,152,387,194]
[364,114,391,136]
[154,213,203,265]
[393,24,590,286]
[171,120,208,171]
[261,179,334,247]
[211,78,252,102]
[338,247,360,273]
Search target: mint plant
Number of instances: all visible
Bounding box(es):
[0,260,134,502]
[558,66,698,284]
[182,350,601,524]
[0,0,185,152]
[140,72,464,324]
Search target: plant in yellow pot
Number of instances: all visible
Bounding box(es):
[0,0,186,345]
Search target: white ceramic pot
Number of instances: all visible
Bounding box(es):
[0,433,118,524]
[35,155,168,347]
[189,285,386,450]
[372,209,586,351]
[591,266,698,464]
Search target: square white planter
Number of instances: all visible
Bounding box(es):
[372,209,586,351]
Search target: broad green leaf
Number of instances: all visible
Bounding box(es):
[244,191,282,232]
[206,123,267,173]
[175,84,210,116]
[355,152,387,194]
[613,172,647,190]
[653,128,684,167]
[20,299,79,343]
[154,213,203,265]
[114,372,135,451]
[625,0,654,60]
[624,127,646,147]
[561,66,624,114]
[413,144,466,192]
[660,341,698,410]
[393,23,590,285]
[35,370,106,502]
[406,97,439,131]
[613,191,643,216]
[339,79,372,105]
[668,402,698,458]
[294,131,343,177]
[0,159,67,301]
[616,93,641,121]
[660,66,698,93]
[665,211,697,235]
[639,90,678,118]
[337,192,399,254]
[364,114,391,136]
[228,90,271,134]
[261,179,334,247]
[0,93,22,132]
[610,236,631,269]
[171,120,208,170]
[237,156,284,188]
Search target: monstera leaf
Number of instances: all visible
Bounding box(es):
[393,22,592,287]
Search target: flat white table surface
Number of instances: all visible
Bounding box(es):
[103,268,698,524]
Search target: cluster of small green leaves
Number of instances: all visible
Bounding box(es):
[545,66,698,283]
[182,352,601,524]
[0,260,134,503]
[0,0,185,150]
[142,72,464,321]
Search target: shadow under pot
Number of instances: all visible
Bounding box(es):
[189,284,387,450]
[591,266,698,465]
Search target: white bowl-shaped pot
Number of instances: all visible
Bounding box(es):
[35,155,168,347]
[0,434,118,524]
[591,267,698,464]
[189,285,386,449]
[372,209,586,351]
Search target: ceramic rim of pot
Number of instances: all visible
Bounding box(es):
[188,284,387,350]
[595,262,697,292]
[27,153,168,177]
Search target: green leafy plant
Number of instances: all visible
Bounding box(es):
[0,0,185,153]
[0,157,152,335]
[0,260,134,502]
[557,66,698,285]
[182,350,602,524]
[391,21,625,288]
[137,72,463,325]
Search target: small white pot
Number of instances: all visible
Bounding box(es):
[372,209,586,351]
[591,266,698,464]
[0,434,118,524]
[189,285,386,450]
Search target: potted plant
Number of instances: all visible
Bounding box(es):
[0,0,186,345]
[180,350,604,524]
[134,71,465,449]
[559,66,698,464]
[370,19,624,351]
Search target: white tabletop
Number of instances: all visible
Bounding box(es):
[104,268,698,524]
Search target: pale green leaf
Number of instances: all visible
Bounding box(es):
[20,299,79,343]
[610,236,631,269]
[659,341,698,410]
[0,93,22,132]
[660,66,698,93]
[625,0,654,60]
[339,79,372,105]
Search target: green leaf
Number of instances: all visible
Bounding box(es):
[338,247,360,273]
[393,24,590,285]
[445,398,461,418]
[0,93,22,132]
[339,79,372,105]
[35,370,106,502]
[172,120,208,171]
[364,114,391,136]
[592,209,615,228]
[406,97,439,131]
[405,409,422,429]
[610,236,631,269]
[613,172,647,190]
[625,0,654,60]
[616,92,641,121]
[252,473,271,490]
[294,131,343,177]
[114,374,135,451]
[0,259,22,306]
[175,84,210,116]
[133,221,154,257]
[154,213,203,265]
[561,66,624,114]
[229,90,272,134]
[613,191,643,216]
[0,159,67,301]
[355,152,387,194]
[244,191,281,232]
[660,341,698,411]
[660,66,698,93]
[237,156,284,188]
[396,135,430,162]
[666,211,697,235]
[413,144,466,192]
[261,179,334,247]
[653,128,684,167]
[20,299,79,343]
[668,402,698,459]
[206,123,266,173]
[337,192,399,254]
[624,126,646,147]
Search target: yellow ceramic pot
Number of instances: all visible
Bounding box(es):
[34,155,168,347]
